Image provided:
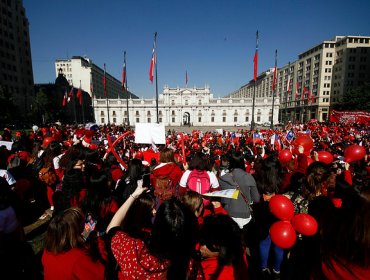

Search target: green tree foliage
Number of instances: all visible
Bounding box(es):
[334,82,370,111]
[0,85,16,125]
[31,87,54,124]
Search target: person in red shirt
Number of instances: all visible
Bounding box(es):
[199,214,249,280]
[320,186,370,280]
[107,182,203,279]
[151,147,184,201]
[42,207,105,280]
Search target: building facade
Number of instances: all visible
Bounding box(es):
[0,0,34,115]
[229,35,370,123]
[55,56,137,100]
[93,85,279,126]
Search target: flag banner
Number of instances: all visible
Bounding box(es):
[149,34,156,83]
[287,72,291,93]
[253,50,258,81]
[285,130,295,142]
[76,88,82,105]
[68,87,73,103]
[0,141,13,150]
[272,66,277,92]
[122,52,126,91]
[203,189,239,199]
[62,90,67,107]
[301,85,306,100]
[330,110,370,125]
[307,89,311,102]
[253,31,259,81]
[295,81,300,100]
[186,71,188,86]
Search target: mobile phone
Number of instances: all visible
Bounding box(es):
[142,173,151,188]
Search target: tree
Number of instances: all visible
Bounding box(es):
[0,85,16,125]
[30,87,54,124]
[333,82,370,111]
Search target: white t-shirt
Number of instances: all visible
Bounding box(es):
[0,169,16,186]
[179,170,219,189]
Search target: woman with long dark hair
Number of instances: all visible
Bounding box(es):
[42,208,105,280]
[107,182,202,279]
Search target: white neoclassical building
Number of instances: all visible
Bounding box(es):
[93,85,279,126]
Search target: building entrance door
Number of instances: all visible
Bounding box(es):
[183,112,190,125]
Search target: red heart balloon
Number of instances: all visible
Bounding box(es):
[270,221,297,249]
[317,151,334,164]
[344,145,366,163]
[278,149,292,164]
[269,195,295,221]
[292,213,318,236]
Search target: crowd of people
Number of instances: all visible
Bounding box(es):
[0,120,369,280]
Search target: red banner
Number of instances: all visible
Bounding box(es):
[330,110,370,125]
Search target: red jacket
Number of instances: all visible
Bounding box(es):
[42,248,105,280]
[151,162,183,190]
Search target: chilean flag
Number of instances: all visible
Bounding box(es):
[253,31,259,81]
[122,51,126,91]
[62,90,67,107]
[149,33,157,83]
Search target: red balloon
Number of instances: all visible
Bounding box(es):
[307,157,314,166]
[292,214,318,236]
[192,143,200,150]
[270,221,297,249]
[317,151,334,164]
[135,151,144,159]
[295,135,314,153]
[344,145,366,163]
[269,195,295,221]
[278,149,292,164]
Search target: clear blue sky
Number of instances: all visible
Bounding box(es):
[24,0,370,98]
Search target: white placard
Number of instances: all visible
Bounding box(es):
[215,129,223,135]
[135,123,166,144]
[0,141,13,150]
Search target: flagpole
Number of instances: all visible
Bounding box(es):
[270,49,277,130]
[285,62,290,124]
[124,51,130,126]
[90,69,95,123]
[251,30,258,131]
[72,85,77,124]
[154,32,159,124]
[80,80,85,124]
[104,63,110,124]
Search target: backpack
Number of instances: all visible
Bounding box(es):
[38,166,58,186]
[154,175,177,200]
[186,170,211,195]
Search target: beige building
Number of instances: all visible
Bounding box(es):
[229,35,370,123]
[94,85,279,126]
[55,56,137,100]
[0,0,34,115]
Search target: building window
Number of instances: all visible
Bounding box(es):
[147,111,151,116]
[211,117,214,122]
[171,100,175,105]
[257,116,261,122]
[245,116,249,122]
[234,117,237,122]
[198,99,202,105]
[136,111,139,116]
[148,118,151,123]
[100,111,104,116]
[223,117,226,122]
[172,117,175,122]
[112,111,116,116]
[185,100,188,105]
[113,118,116,123]
[159,118,162,122]
[198,117,201,122]
[101,118,104,123]
[136,118,139,123]
[124,111,127,116]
